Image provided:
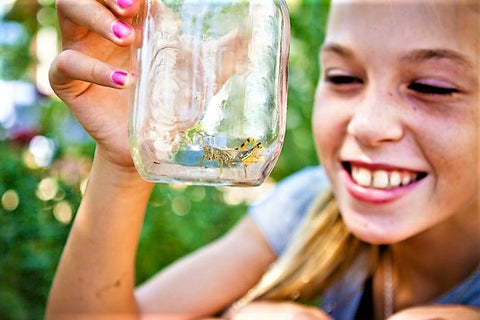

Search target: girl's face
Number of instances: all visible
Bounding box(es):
[314,0,479,244]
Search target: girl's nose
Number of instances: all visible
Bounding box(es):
[346,91,404,148]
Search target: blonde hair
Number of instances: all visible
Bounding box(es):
[234,190,377,308]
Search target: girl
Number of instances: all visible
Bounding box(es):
[46,0,480,319]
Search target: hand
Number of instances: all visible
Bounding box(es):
[49,0,250,169]
[225,301,333,320]
[49,0,139,168]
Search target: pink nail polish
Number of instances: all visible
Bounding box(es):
[117,0,134,9]
[112,20,132,39]
[111,71,128,86]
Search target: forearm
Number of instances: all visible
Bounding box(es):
[388,305,480,320]
[46,147,154,319]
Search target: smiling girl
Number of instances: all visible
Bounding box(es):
[46,0,479,319]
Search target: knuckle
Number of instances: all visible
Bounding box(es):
[48,56,59,80]
[90,9,106,29]
[54,49,76,74]
[55,0,69,13]
[292,311,312,320]
[90,62,103,82]
[291,306,325,320]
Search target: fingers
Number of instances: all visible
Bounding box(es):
[56,0,139,47]
[103,0,140,17]
[229,302,333,320]
[49,49,134,91]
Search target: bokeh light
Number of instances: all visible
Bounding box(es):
[36,177,58,201]
[220,178,276,206]
[1,189,19,211]
[79,177,89,196]
[0,0,16,17]
[22,149,38,169]
[171,195,191,216]
[190,187,206,202]
[29,135,56,168]
[53,200,73,224]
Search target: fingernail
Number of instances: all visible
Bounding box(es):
[112,20,132,39]
[111,71,128,86]
[117,0,134,9]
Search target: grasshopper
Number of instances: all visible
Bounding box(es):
[200,137,263,178]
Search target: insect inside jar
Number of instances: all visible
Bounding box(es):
[199,136,264,178]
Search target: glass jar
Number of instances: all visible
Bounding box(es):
[129,0,290,186]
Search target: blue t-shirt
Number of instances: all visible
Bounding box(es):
[248,166,480,319]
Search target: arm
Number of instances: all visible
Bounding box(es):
[388,305,480,320]
[46,0,147,314]
[45,148,154,319]
[47,0,275,317]
[136,215,276,318]
[224,302,333,320]
[47,150,276,319]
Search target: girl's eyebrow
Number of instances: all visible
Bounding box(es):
[320,42,355,58]
[320,42,474,70]
[400,49,473,69]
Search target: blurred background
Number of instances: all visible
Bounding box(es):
[0,0,329,318]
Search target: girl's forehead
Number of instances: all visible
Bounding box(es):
[330,0,478,5]
[328,0,480,26]
[326,0,479,62]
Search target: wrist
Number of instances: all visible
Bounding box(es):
[91,146,154,190]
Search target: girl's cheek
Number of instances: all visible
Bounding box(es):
[313,102,341,157]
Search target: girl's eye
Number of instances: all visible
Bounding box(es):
[408,82,459,95]
[325,75,363,85]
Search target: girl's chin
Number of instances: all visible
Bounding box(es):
[340,209,411,245]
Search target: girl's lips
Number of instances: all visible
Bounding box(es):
[341,162,427,204]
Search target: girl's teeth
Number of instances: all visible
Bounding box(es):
[373,170,389,189]
[350,166,420,189]
[389,171,402,187]
[402,174,412,186]
[355,167,373,187]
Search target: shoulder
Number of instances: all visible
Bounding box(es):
[253,166,329,207]
[248,166,330,255]
[435,267,480,307]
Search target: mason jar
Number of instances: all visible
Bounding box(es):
[129,0,290,186]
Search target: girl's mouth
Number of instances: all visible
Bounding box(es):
[342,162,428,190]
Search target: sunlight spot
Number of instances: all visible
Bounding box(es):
[29,135,55,168]
[171,196,191,216]
[190,187,206,202]
[1,189,19,211]
[36,177,58,201]
[169,184,187,192]
[53,201,73,224]
[80,177,89,196]
[22,150,38,169]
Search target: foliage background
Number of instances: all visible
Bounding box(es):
[0,0,329,319]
